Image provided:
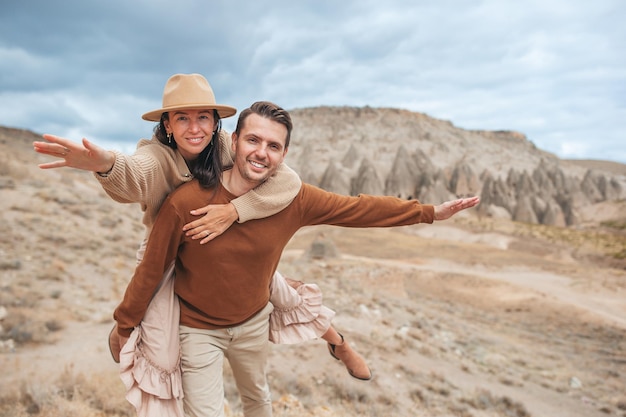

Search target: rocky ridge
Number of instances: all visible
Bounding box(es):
[287,106,626,226]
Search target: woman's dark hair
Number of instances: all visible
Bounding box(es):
[153,113,173,147]
[154,110,223,188]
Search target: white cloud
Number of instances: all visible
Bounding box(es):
[1,0,624,163]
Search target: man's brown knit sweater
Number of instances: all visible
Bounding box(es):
[114,180,435,337]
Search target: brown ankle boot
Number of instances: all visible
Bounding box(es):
[327,333,372,381]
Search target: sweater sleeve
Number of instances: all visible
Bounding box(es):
[233,162,302,223]
[113,194,184,337]
[92,140,174,206]
[217,129,303,223]
[93,149,150,204]
[299,184,435,227]
[218,129,235,168]
[93,139,186,229]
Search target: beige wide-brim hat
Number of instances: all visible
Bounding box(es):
[142,73,237,121]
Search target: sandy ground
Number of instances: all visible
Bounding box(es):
[1,127,625,416]
[284,224,626,416]
[4,220,625,417]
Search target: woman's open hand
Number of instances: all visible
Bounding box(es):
[34,134,115,173]
[183,203,239,244]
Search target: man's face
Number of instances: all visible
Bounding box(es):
[231,113,288,187]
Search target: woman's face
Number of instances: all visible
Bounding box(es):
[164,109,217,161]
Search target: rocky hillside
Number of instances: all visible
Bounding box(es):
[1,115,625,417]
[287,106,626,227]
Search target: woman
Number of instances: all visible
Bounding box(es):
[34,74,370,417]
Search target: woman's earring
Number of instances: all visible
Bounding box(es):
[167,133,172,144]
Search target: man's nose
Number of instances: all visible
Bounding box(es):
[254,144,269,158]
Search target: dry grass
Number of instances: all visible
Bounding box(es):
[2,126,626,417]
[0,367,133,417]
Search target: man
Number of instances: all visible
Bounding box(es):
[114,101,480,417]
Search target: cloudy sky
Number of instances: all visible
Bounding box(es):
[2,0,625,163]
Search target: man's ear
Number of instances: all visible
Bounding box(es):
[231,132,238,153]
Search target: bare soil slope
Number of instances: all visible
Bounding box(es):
[1,126,625,417]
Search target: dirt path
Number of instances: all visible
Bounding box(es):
[344,255,626,329]
[335,251,626,417]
